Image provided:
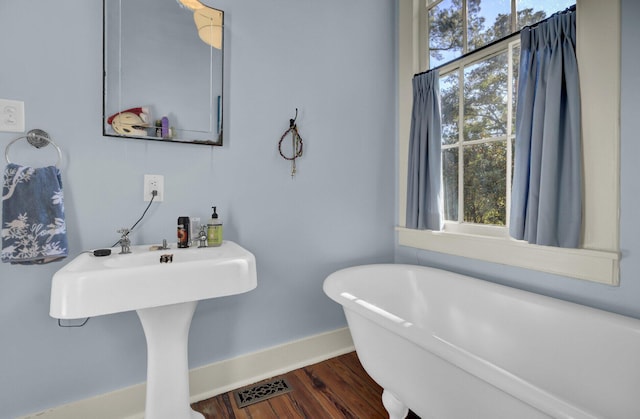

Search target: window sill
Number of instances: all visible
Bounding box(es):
[396,227,620,286]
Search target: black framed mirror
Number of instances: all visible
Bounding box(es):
[103,0,224,146]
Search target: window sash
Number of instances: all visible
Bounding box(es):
[426,0,571,71]
[438,34,519,227]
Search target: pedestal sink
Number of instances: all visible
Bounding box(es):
[50,241,257,419]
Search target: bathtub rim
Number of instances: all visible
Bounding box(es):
[324,263,640,327]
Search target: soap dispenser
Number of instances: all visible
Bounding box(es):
[207,206,223,247]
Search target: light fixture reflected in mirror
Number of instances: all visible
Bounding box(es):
[194,7,223,49]
[177,0,223,50]
[177,0,205,10]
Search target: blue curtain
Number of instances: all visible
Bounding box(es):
[406,70,444,230]
[509,9,582,248]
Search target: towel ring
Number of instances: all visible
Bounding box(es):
[4,129,62,167]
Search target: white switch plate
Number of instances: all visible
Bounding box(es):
[0,99,25,132]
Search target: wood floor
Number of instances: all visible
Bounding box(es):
[191,351,417,418]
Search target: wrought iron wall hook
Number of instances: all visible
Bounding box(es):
[279,108,304,178]
[289,108,298,128]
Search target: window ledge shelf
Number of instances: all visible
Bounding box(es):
[397,227,620,286]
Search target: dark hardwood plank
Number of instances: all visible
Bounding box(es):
[266,392,305,418]
[309,358,386,418]
[192,392,236,419]
[326,355,387,417]
[192,351,396,419]
[327,352,384,403]
[287,367,346,418]
[243,401,277,419]
[299,365,362,417]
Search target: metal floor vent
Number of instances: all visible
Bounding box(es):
[233,377,293,408]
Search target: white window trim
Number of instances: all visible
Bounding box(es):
[397,0,621,285]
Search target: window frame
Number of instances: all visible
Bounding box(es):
[397,0,621,285]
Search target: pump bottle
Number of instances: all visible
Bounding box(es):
[207,207,223,247]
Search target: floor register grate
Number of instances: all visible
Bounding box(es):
[233,377,293,408]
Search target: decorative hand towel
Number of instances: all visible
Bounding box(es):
[2,163,68,264]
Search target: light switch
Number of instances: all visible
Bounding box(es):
[0,99,25,132]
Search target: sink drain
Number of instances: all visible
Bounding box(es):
[233,377,293,408]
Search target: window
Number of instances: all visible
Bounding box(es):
[397,0,621,285]
[429,0,574,228]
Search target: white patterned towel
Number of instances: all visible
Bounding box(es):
[2,163,68,264]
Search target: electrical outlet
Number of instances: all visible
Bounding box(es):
[0,99,25,132]
[144,174,164,202]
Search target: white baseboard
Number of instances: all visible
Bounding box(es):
[21,327,354,419]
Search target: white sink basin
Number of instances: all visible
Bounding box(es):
[50,240,257,319]
[49,240,257,419]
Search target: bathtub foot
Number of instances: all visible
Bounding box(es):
[382,390,409,419]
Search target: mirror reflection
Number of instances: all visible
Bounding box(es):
[103,0,224,145]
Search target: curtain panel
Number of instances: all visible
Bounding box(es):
[509,9,582,248]
[406,70,444,231]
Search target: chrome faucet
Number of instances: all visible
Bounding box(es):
[197,226,208,248]
[117,228,131,254]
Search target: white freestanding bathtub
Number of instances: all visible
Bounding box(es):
[323,264,640,419]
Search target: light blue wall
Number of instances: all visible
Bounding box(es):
[0,1,395,417]
[3,0,637,417]
[396,0,640,320]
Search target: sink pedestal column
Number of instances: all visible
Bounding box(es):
[136,301,204,419]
